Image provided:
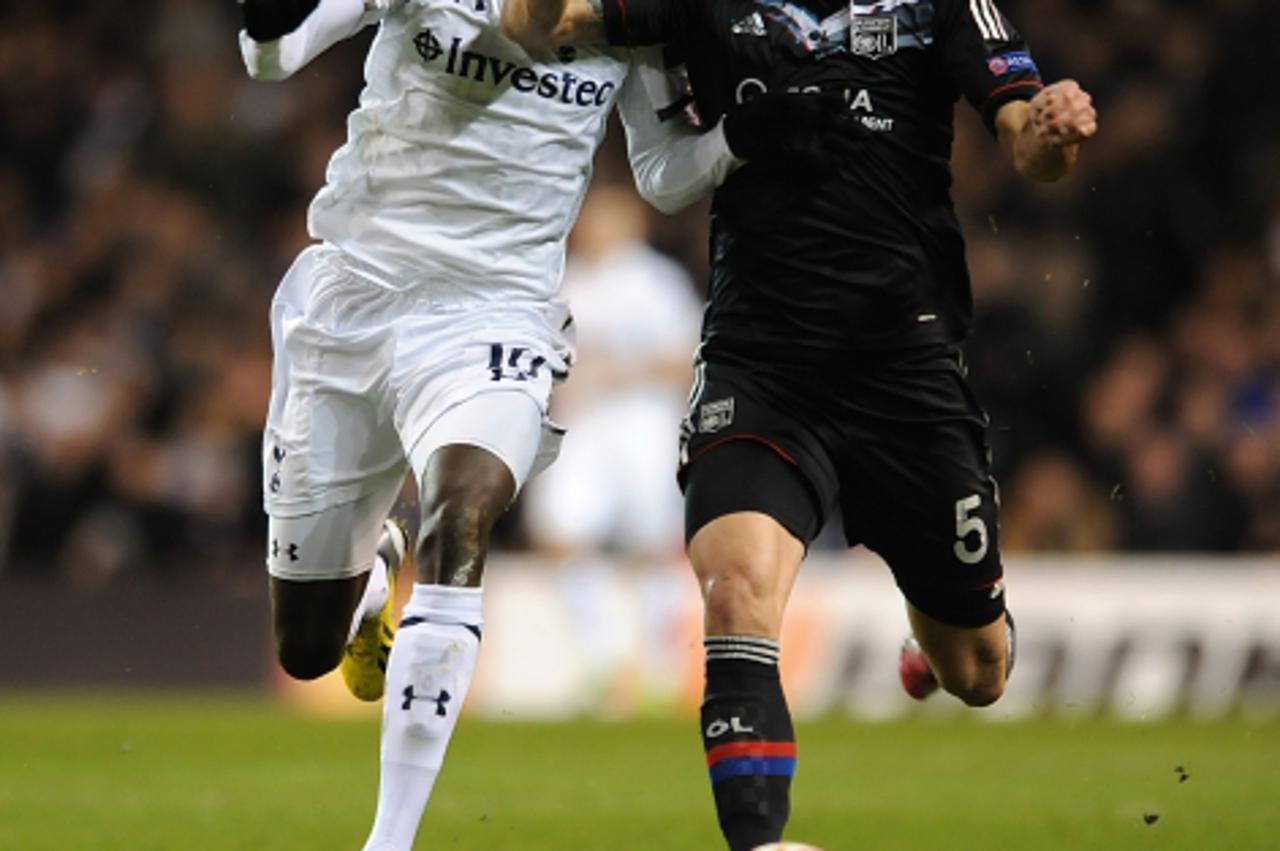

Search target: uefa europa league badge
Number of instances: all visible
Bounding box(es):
[849,13,897,59]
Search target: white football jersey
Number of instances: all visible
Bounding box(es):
[305,0,635,300]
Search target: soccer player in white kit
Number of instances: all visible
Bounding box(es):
[236,0,738,848]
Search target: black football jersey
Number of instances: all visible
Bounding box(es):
[602,0,1043,366]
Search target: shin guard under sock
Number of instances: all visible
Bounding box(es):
[700,636,794,851]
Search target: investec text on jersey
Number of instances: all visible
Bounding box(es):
[414,29,615,107]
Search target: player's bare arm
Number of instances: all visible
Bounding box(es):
[500,0,602,47]
[996,79,1098,183]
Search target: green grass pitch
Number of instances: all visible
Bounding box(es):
[2,694,1276,850]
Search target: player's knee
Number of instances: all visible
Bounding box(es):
[699,557,782,635]
[275,634,343,682]
[938,657,1006,707]
[269,584,350,680]
[956,674,1005,707]
[420,488,496,551]
[418,483,503,582]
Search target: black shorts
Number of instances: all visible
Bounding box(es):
[679,348,1005,628]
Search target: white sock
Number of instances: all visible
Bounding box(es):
[346,554,390,645]
[361,584,484,851]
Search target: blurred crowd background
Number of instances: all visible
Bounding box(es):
[1,0,1277,588]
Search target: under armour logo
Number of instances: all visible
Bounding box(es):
[402,686,452,716]
[271,539,299,561]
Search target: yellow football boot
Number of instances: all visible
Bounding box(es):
[341,518,408,701]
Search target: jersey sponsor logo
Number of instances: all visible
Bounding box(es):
[735,81,896,133]
[986,50,1037,76]
[699,398,735,433]
[842,86,894,131]
[849,14,897,59]
[412,29,615,108]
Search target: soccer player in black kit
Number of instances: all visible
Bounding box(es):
[505,0,1096,848]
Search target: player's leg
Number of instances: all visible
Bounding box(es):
[892,424,1016,707]
[269,577,365,681]
[363,391,542,851]
[266,484,403,685]
[902,604,1013,707]
[837,354,1015,707]
[261,246,408,693]
[871,471,1016,707]
[340,510,412,700]
[684,438,824,851]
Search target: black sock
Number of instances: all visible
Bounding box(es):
[701,636,794,851]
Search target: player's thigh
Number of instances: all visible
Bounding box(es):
[266,467,406,582]
[843,412,1006,630]
[407,389,546,505]
[262,252,409,642]
[395,305,569,500]
[680,360,836,546]
[685,440,816,638]
[263,246,405,521]
[408,393,545,584]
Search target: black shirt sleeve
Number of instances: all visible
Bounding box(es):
[601,0,686,46]
[936,0,1043,133]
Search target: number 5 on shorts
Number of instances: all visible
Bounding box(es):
[953,494,988,564]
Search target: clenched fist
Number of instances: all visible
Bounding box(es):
[1029,79,1097,147]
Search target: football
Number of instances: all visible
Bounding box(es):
[752,844,825,851]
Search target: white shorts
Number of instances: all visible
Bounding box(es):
[263,245,570,580]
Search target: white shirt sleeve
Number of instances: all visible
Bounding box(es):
[239,0,397,81]
[617,51,743,215]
